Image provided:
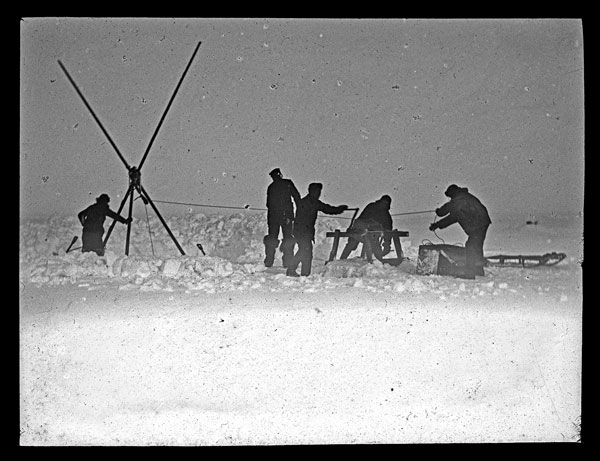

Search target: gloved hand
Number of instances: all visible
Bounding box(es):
[429,222,438,231]
[126,217,133,224]
[340,205,349,211]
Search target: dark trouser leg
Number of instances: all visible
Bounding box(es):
[280,219,295,267]
[367,234,385,262]
[465,226,488,276]
[82,230,105,256]
[340,237,360,259]
[298,238,313,276]
[286,247,300,275]
[287,236,313,276]
[288,237,313,276]
[361,231,384,263]
[263,235,279,267]
[475,226,488,275]
[264,215,281,267]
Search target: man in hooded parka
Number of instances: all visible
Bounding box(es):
[264,168,302,267]
[429,184,491,278]
[78,193,131,256]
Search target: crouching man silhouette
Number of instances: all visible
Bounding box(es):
[78,193,131,256]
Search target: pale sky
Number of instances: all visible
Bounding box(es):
[20,18,584,220]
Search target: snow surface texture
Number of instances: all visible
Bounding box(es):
[20,212,583,445]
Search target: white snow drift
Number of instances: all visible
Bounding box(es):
[19,211,583,445]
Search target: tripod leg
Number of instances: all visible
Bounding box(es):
[125,186,135,256]
[57,60,132,171]
[140,186,186,255]
[103,185,133,248]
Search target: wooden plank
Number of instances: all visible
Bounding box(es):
[326,230,409,238]
[392,232,403,260]
[327,230,341,262]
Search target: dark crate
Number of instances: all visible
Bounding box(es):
[416,244,466,276]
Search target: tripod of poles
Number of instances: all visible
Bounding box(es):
[58,41,203,256]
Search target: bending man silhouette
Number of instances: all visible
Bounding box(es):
[429,184,491,279]
[340,195,393,262]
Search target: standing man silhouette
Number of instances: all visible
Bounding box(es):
[286,183,347,277]
[264,168,301,267]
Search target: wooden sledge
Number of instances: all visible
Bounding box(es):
[416,244,567,276]
[485,252,567,267]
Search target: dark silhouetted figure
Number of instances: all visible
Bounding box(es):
[264,168,301,267]
[78,194,131,256]
[340,195,393,262]
[286,183,347,277]
[429,184,491,278]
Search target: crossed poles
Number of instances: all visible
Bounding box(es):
[57,41,202,256]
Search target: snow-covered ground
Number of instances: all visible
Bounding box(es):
[19,210,583,445]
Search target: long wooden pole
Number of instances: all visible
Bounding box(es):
[57,60,131,171]
[138,41,202,171]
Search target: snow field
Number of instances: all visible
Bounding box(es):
[19,211,583,444]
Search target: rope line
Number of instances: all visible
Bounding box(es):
[154,199,265,211]
[429,215,447,244]
[153,199,436,219]
[433,229,446,244]
[392,210,436,216]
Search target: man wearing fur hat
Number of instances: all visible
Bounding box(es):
[429,184,491,278]
[78,194,131,256]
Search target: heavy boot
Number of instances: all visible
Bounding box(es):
[263,235,279,267]
[280,237,296,268]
